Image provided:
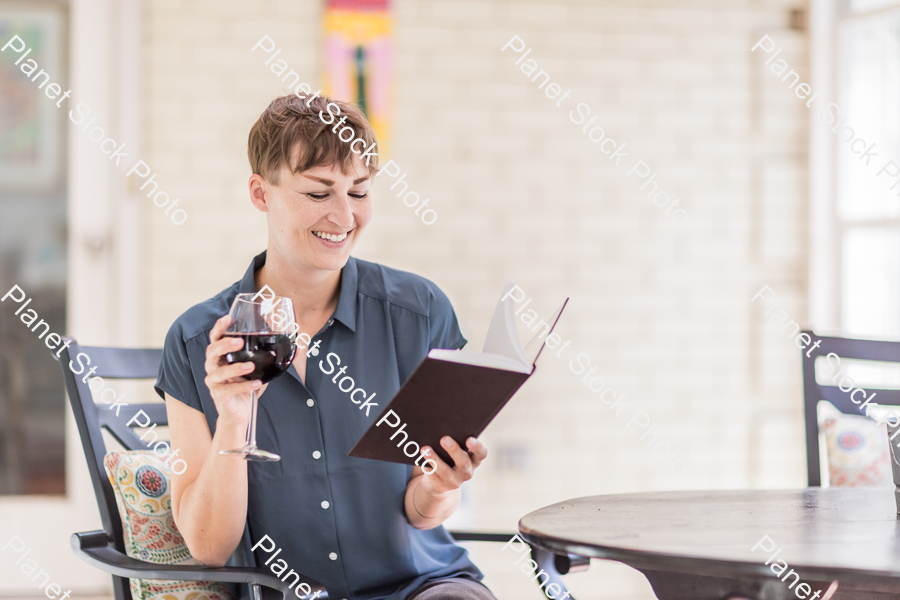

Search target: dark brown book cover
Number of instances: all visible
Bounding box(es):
[348,357,535,467]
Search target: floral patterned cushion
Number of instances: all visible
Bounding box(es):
[104,451,234,600]
[822,413,893,487]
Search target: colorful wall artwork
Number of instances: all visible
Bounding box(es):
[322,0,393,156]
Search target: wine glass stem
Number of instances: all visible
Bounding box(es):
[247,388,259,449]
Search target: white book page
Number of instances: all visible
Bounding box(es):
[428,348,532,374]
[482,282,528,365]
[523,299,567,365]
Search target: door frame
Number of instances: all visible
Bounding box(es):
[0,0,143,593]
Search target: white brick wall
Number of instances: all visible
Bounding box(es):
[143,1,810,598]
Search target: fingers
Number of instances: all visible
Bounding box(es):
[465,437,488,468]
[207,334,242,367]
[419,437,473,487]
[205,316,242,376]
[419,446,454,484]
[419,436,487,491]
[209,334,241,360]
[206,360,255,385]
[209,314,231,343]
[203,375,264,401]
[204,368,261,396]
[226,379,262,397]
[440,436,473,474]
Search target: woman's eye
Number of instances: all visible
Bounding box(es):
[349,192,369,199]
[306,193,329,200]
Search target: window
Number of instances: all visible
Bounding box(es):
[0,4,68,495]
[835,1,900,337]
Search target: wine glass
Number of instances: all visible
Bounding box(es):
[219,292,298,461]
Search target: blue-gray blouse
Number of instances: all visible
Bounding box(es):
[155,251,481,600]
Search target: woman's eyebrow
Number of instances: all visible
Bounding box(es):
[300,175,369,185]
[302,174,335,185]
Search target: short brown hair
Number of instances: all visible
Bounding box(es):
[248,94,379,184]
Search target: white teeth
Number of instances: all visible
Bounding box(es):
[314,231,348,242]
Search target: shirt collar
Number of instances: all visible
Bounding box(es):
[332,256,358,333]
[238,251,358,333]
[238,251,267,295]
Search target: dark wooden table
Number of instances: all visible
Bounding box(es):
[518,488,900,600]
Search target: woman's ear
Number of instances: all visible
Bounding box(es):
[249,174,270,212]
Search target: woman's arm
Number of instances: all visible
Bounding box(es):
[167,395,249,565]
[167,315,265,566]
[404,437,487,529]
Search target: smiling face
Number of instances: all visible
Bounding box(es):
[247,94,379,279]
[250,154,373,275]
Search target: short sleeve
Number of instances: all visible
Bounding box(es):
[154,320,203,412]
[427,285,467,352]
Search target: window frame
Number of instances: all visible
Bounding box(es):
[810,0,900,336]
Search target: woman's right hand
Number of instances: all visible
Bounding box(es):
[204,315,266,427]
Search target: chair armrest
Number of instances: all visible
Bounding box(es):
[71,531,326,599]
[448,531,518,543]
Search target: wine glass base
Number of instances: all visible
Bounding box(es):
[219,446,281,462]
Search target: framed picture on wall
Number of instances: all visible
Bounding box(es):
[0,5,65,192]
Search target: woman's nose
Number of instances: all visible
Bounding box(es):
[330,193,355,227]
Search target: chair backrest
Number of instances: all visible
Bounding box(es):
[801,330,900,486]
[58,339,166,600]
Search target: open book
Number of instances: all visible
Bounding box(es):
[348,284,567,468]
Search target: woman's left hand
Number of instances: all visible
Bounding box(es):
[418,436,488,496]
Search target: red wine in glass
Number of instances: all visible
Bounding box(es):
[219,293,298,461]
[224,333,295,383]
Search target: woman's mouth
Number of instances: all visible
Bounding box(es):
[312,230,350,245]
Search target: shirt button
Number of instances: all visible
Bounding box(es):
[329,552,338,561]
[321,501,330,509]
[327,318,334,326]
[312,451,322,459]
[307,398,315,407]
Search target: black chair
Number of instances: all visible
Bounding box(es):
[801,330,900,486]
[59,339,584,600]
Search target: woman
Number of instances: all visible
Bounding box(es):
[156,95,494,600]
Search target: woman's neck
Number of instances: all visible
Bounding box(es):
[254,248,342,322]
